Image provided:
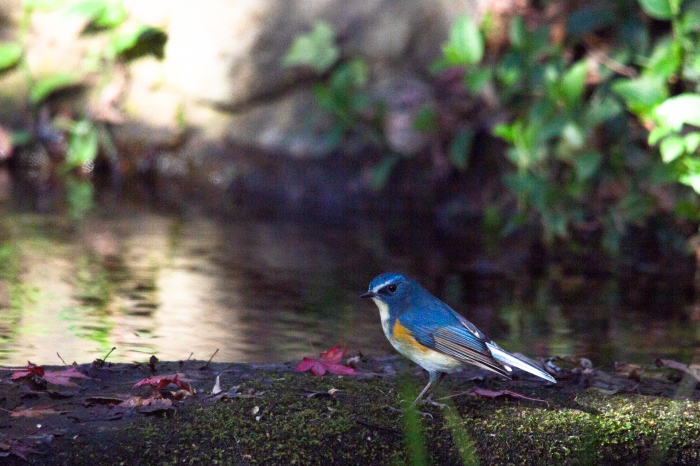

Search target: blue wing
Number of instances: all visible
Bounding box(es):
[397,301,511,378]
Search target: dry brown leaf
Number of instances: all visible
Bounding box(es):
[656,359,700,382]
[11,406,66,418]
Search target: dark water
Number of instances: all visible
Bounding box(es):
[0,200,699,368]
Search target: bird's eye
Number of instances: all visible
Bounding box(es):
[387,284,397,293]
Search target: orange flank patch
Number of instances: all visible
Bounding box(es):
[392,321,430,354]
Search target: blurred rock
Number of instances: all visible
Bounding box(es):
[0,0,22,38]
[0,0,495,209]
[380,75,433,155]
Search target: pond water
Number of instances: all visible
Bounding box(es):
[1,197,699,368]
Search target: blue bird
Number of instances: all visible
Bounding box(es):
[361,272,555,403]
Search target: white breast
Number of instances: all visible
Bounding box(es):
[371,297,461,374]
[371,297,393,338]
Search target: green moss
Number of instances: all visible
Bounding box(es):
[51,375,700,465]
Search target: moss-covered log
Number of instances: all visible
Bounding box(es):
[29,371,700,466]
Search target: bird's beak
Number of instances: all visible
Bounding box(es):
[360,291,377,299]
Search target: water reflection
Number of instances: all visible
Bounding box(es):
[0,207,698,367]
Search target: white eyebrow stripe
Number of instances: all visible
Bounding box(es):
[371,278,395,293]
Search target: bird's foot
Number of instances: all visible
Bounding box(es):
[421,393,449,410]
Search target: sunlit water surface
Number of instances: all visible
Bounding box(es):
[1,205,699,368]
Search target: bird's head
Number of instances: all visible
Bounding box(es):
[361,272,418,318]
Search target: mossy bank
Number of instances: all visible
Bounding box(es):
[12,367,699,466]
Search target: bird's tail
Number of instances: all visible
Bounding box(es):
[486,342,556,383]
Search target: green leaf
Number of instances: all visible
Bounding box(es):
[413,106,437,132]
[508,16,525,48]
[684,132,700,153]
[283,22,339,73]
[94,0,126,28]
[561,122,585,148]
[109,26,167,61]
[371,154,401,190]
[561,61,588,108]
[331,59,368,91]
[584,94,623,125]
[573,151,602,181]
[0,42,22,71]
[493,123,515,143]
[648,126,674,145]
[617,193,653,222]
[30,73,79,104]
[649,160,680,184]
[638,0,673,19]
[602,224,621,256]
[612,76,668,115]
[62,0,126,29]
[679,173,700,193]
[449,130,473,170]
[542,211,568,241]
[10,130,32,146]
[566,7,616,36]
[65,176,94,220]
[464,67,492,93]
[645,37,681,79]
[312,83,333,112]
[659,135,685,162]
[653,94,700,131]
[442,15,484,65]
[65,119,98,168]
[23,0,67,10]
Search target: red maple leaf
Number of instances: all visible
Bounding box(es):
[295,346,356,376]
[132,373,192,393]
[10,363,92,387]
[9,361,45,380]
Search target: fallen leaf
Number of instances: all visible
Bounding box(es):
[9,363,92,387]
[211,374,222,395]
[83,396,129,407]
[132,373,192,393]
[43,367,93,386]
[467,388,550,406]
[591,387,619,395]
[10,361,45,380]
[656,358,700,382]
[11,406,67,418]
[138,397,173,413]
[295,346,357,377]
[0,438,40,460]
[113,396,173,414]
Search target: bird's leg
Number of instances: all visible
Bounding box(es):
[413,380,434,405]
[423,373,449,409]
[424,372,446,403]
[413,371,443,405]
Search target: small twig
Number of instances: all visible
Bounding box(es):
[436,390,473,401]
[257,403,277,421]
[584,40,638,78]
[186,352,193,361]
[56,352,68,367]
[102,347,116,364]
[355,418,402,435]
[202,349,219,369]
